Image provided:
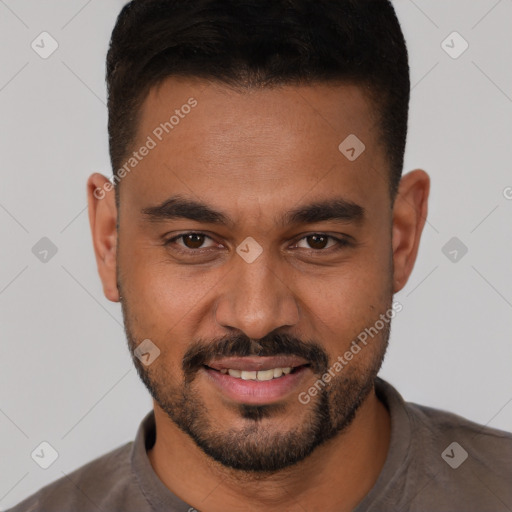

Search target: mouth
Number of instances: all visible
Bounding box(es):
[203,356,312,405]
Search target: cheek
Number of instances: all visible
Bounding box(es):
[312,255,391,309]
[300,245,393,353]
[118,241,223,350]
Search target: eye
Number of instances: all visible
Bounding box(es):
[165,232,217,251]
[164,232,351,255]
[294,233,350,251]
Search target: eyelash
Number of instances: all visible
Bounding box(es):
[163,232,351,255]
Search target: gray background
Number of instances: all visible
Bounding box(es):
[1,0,511,508]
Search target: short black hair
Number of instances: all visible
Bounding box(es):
[106,0,409,203]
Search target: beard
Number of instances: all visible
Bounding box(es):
[119,293,392,474]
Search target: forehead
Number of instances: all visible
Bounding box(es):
[120,77,389,222]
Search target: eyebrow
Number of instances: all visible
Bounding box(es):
[141,194,365,228]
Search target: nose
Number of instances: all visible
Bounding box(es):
[214,253,300,340]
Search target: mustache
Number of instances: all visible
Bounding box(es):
[182,332,328,380]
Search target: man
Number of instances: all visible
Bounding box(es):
[8,0,512,511]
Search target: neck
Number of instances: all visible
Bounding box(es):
[148,386,390,512]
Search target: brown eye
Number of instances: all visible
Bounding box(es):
[164,232,217,252]
[297,233,350,252]
[181,233,206,249]
[305,234,329,250]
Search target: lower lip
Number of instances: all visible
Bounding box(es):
[203,366,310,405]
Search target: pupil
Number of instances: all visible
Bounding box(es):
[309,234,327,249]
[185,234,204,249]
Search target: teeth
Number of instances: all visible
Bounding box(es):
[257,369,275,381]
[273,368,283,378]
[222,367,294,381]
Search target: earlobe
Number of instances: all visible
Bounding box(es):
[391,170,430,293]
[86,173,120,302]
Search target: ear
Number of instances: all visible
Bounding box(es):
[86,173,120,302]
[391,170,430,293]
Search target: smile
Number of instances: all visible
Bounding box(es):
[203,356,312,405]
[219,367,293,380]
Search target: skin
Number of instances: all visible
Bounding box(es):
[87,77,429,512]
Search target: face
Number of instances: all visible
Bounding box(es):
[89,77,428,473]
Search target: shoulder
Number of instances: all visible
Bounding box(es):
[372,378,512,511]
[407,399,512,455]
[7,441,146,512]
[403,396,512,510]
[378,378,512,460]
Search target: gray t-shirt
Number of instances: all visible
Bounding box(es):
[7,378,512,511]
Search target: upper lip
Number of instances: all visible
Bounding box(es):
[206,355,309,372]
